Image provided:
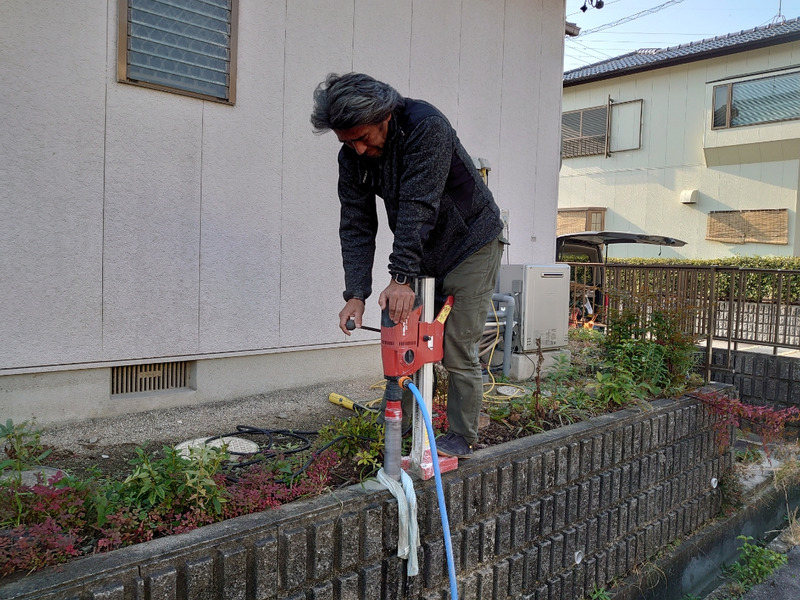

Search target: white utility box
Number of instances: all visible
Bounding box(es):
[498,264,570,351]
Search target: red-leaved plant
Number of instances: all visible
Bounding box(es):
[687,389,800,458]
[0,449,341,577]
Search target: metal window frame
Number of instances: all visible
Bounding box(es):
[606,97,643,156]
[711,83,733,130]
[710,67,800,131]
[116,0,238,105]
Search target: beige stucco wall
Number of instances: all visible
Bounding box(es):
[0,0,566,422]
[559,40,800,260]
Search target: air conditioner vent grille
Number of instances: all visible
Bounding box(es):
[111,361,190,395]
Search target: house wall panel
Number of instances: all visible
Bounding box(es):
[682,66,708,165]
[530,0,565,258]
[353,0,412,87]
[279,0,356,348]
[498,0,540,264]
[497,0,563,265]
[197,2,285,352]
[646,77,669,170]
[102,84,204,358]
[409,0,462,121]
[457,0,505,176]
[0,1,106,368]
[664,66,689,167]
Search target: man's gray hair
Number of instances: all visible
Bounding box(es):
[311,73,402,133]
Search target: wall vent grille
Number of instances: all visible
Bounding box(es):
[111,361,190,395]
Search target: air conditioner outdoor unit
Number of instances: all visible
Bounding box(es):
[498,264,570,352]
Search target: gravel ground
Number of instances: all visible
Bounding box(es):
[38,376,384,460]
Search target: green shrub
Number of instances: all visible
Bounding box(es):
[105,444,230,522]
[724,535,787,595]
[0,419,52,478]
[318,412,383,480]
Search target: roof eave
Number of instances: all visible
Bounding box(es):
[564,30,800,87]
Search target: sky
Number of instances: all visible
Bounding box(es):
[563,0,800,72]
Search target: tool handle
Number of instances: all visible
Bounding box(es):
[328,392,355,410]
[346,319,381,333]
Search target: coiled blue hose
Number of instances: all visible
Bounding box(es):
[405,381,458,600]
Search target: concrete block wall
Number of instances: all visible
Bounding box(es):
[0,395,729,600]
[709,348,800,408]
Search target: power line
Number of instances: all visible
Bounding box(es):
[576,0,687,37]
[566,0,624,18]
[566,38,617,60]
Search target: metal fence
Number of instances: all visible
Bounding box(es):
[566,263,800,368]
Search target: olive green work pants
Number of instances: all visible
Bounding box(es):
[388,236,503,444]
[438,235,504,444]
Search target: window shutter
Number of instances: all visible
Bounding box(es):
[561,105,607,158]
[706,209,788,245]
[124,0,234,102]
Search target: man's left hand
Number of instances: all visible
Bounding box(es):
[379,280,415,324]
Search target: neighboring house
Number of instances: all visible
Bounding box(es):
[0,1,566,424]
[558,18,800,260]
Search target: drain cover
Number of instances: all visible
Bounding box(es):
[175,436,259,460]
[496,385,525,398]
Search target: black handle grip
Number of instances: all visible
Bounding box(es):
[346,319,381,333]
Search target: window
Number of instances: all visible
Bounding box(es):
[609,99,643,153]
[712,69,800,129]
[561,105,608,158]
[557,207,606,235]
[561,98,643,159]
[706,209,788,245]
[117,0,238,103]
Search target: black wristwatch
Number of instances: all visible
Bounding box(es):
[392,273,411,286]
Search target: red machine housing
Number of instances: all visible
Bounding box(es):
[381,296,454,378]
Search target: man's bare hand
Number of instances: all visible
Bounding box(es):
[339,298,365,335]
[378,281,415,324]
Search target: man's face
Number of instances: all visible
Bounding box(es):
[334,114,391,158]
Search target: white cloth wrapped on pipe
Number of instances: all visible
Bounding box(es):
[376,468,420,576]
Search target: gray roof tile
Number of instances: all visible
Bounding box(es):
[564,17,800,86]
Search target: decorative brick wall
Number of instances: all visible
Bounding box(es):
[708,347,800,408]
[0,395,729,600]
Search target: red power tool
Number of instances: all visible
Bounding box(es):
[379,296,453,378]
[346,295,454,378]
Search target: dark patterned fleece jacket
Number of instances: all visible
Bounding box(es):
[338,98,503,302]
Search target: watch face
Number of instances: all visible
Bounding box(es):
[393,274,409,285]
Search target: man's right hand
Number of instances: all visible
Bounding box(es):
[339,298,366,335]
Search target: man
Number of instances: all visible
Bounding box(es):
[311,73,504,458]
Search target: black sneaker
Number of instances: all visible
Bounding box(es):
[436,432,473,459]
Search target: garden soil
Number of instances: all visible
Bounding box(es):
[37,376,387,480]
[35,375,516,481]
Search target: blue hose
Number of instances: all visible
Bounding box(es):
[405,381,458,600]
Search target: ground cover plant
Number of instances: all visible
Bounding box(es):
[1,303,796,578]
[724,535,788,597]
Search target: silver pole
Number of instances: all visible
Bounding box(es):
[410,277,435,473]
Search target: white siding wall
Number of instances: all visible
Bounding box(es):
[0,1,565,380]
[559,42,800,260]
